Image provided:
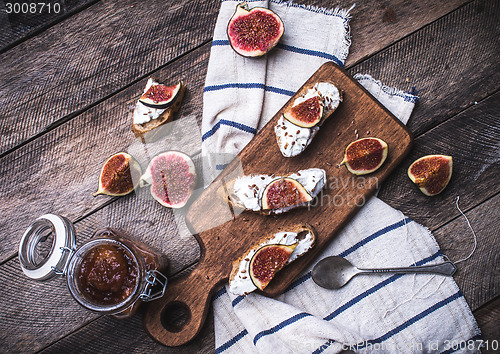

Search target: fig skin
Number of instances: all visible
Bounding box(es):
[139,151,196,209]
[227,2,284,57]
[249,243,297,290]
[340,137,388,175]
[408,155,453,196]
[93,152,142,197]
[283,96,324,128]
[261,177,312,210]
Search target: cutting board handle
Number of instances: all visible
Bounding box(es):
[143,264,220,347]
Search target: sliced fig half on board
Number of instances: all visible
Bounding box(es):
[340,137,388,175]
[249,243,297,290]
[408,155,453,196]
[261,177,312,210]
[138,81,183,109]
[227,2,284,57]
[140,151,196,208]
[93,152,142,197]
[283,96,324,128]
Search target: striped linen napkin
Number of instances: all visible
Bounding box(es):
[202,1,482,353]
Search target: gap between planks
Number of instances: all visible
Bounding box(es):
[0,38,211,161]
[0,0,473,159]
[0,0,100,55]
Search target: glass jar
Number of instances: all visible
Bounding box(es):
[19,214,168,318]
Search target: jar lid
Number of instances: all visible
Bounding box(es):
[19,214,76,280]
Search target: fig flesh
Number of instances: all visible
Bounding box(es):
[249,243,297,290]
[340,138,388,175]
[93,152,142,197]
[408,155,453,196]
[227,2,284,57]
[138,81,182,109]
[283,96,324,128]
[261,177,312,210]
[140,151,196,208]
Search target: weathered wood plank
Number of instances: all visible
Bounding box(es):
[378,91,500,230]
[0,0,469,155]
[433,193,500,312]
[0,0,220,155]
[344,0,471,66]
[36,191,500,353]
[1,0,496,265]
[353,0,500,136]
[40,304,215,354]
[0,0,498,350]
[473,297,500,353]
[1,79,497,354]
[38,264,215,354]
[0,0,99,53]
[0,43,211,264]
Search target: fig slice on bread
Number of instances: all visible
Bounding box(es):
[275,82,342,157]
[139,81,182,109]
[229,168,326,215]
[229,224,316,295]
[132,78,186,140]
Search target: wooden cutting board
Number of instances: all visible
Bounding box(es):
[143,62,413,346]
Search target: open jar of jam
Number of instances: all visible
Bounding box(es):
[19,214,168,318]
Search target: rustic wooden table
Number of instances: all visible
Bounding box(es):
[0,0,498,352]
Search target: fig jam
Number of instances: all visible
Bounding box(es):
[77,244,138,305]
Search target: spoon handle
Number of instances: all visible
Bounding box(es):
[358,261,457,276]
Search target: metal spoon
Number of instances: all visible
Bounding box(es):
[311,256,457,289]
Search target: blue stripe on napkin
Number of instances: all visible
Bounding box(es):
[214,218,444,352]
[211,39,344,66]
[253,312,314,345]
[215,329,249,354]
[202,119,257,141]
[215,250,443,352]
[204,82,295,96]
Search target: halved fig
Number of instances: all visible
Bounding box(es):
[93,152,142,197]
[283,96,324,128]
[249,243,297,290]
[227,2,284,57]
[140,151,196,208]
[340,138,388,175]
[408,155,453,196]
[261,177,312,210]
[139,82,183,109]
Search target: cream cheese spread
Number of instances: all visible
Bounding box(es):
[229,230,315,296]
[132,78,167,125]
[232,168,326,213]
[276,82,341,157]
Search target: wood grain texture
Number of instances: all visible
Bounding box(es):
[434,193,500,312]
[0,44,211,264]
[0,0,498,351]
[39,264,216,354]
[40,307,216,354]
[1,0,495,264]
[0,0,99,53]
[473,297,500,353]
[0,0,219,155]
[143,62,413,347]
[0,0,469,155]
[352,0,500,136]
[344,0,471,66]
[378,91,500,230]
